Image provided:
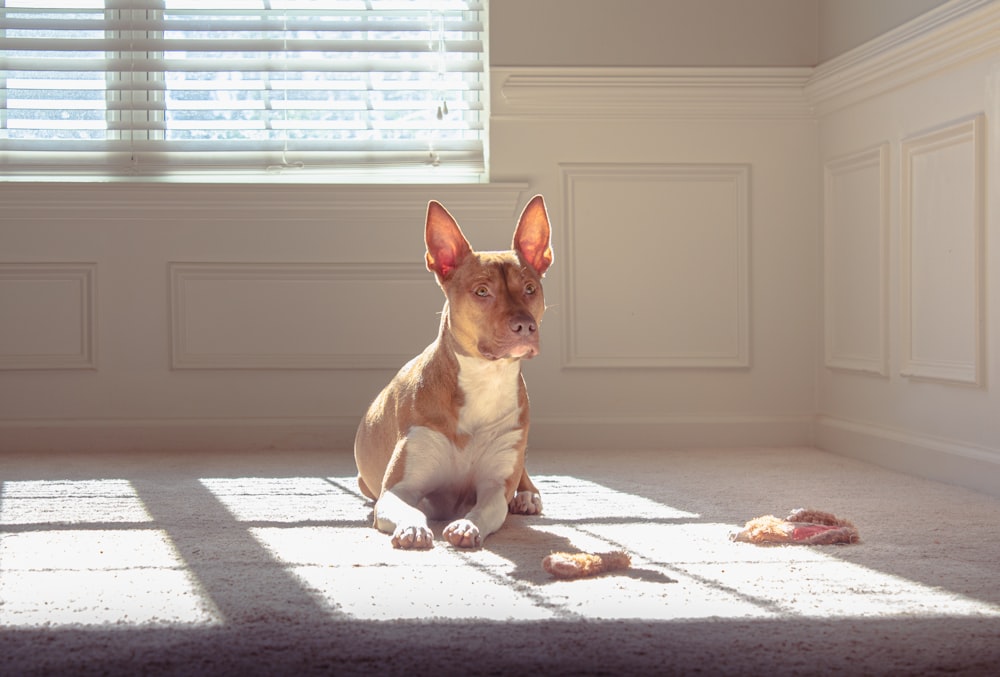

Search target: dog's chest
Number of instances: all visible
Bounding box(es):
[454,354,521,437]
[398,355,524,495]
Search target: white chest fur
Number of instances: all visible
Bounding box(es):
[455,354,522,436]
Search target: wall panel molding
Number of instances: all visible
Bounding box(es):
[0,263,97,370]
[823,143,890,376]
[899,114,986,387]
[169,262,440,370]
[561,163,751,369]
[493,67,813,120]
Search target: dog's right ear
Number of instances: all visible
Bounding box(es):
[425,200,472,280]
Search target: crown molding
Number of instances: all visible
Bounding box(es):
[806,0,1000,115]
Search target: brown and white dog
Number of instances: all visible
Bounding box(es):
[354,195,553,549]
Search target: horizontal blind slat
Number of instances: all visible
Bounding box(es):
[1,56,485,73]
[1,18,483,32]
[1,38,484,53]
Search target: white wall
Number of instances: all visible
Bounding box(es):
[490,0,818,67]
[817,0,948,61]
[2,0,998,496]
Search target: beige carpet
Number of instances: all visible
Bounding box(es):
[1,446,999,675]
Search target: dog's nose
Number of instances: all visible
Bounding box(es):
[509,313,537,336]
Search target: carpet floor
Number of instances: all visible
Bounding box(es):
[1,446,999,676]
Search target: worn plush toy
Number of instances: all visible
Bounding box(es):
[732,508,859,545]
[543,550,632,579]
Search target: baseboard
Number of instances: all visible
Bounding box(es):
[815,415,1000,498]
[0,417,360,454]
[0,414,814,455]
[527,414,814,451]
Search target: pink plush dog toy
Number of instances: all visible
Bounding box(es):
[732,508,859,545]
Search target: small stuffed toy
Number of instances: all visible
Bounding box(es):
[543,550,632,579]
[731,508,859,545]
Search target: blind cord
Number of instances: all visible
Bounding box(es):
[266,3,302,173]
[428,11,446,167]
[127,7,137,174]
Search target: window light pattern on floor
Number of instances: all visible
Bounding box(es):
[1,474,997,628]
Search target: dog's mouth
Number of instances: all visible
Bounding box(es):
[506,344,539,359]
[479,342,539,360]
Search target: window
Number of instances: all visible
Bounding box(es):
[0,0,486,181]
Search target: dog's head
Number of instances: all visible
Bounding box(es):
[425,195,553,361]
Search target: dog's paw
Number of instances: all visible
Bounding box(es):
[508,491,542,515]
[391,525,434,550]
[443,519,482,548]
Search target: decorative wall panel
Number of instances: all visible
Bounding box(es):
[823,143,890,375]
[0,263,97,370]
[900,114,986,386]
[561,163,751,368]
[169,262,441,369]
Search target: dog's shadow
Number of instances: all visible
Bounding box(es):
[364,506,675,586]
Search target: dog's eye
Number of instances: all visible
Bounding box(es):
[524,282,537,295]
[474,285,490,297]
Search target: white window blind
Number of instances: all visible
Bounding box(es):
[0,0,486,181]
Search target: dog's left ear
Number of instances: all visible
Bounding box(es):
[513,195,553,276]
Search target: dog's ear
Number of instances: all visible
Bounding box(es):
[513,195,553,276]
[425,200,472,280]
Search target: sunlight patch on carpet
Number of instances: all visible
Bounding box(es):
[0,530,221,627]
[0,479,220,628]
[198,477,362,522]
[0,479,153,525]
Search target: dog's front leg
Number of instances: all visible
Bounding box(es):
[374,488,434,549]
[509,468,543,515]
[443,482,509,548]
[373,427,452,549]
